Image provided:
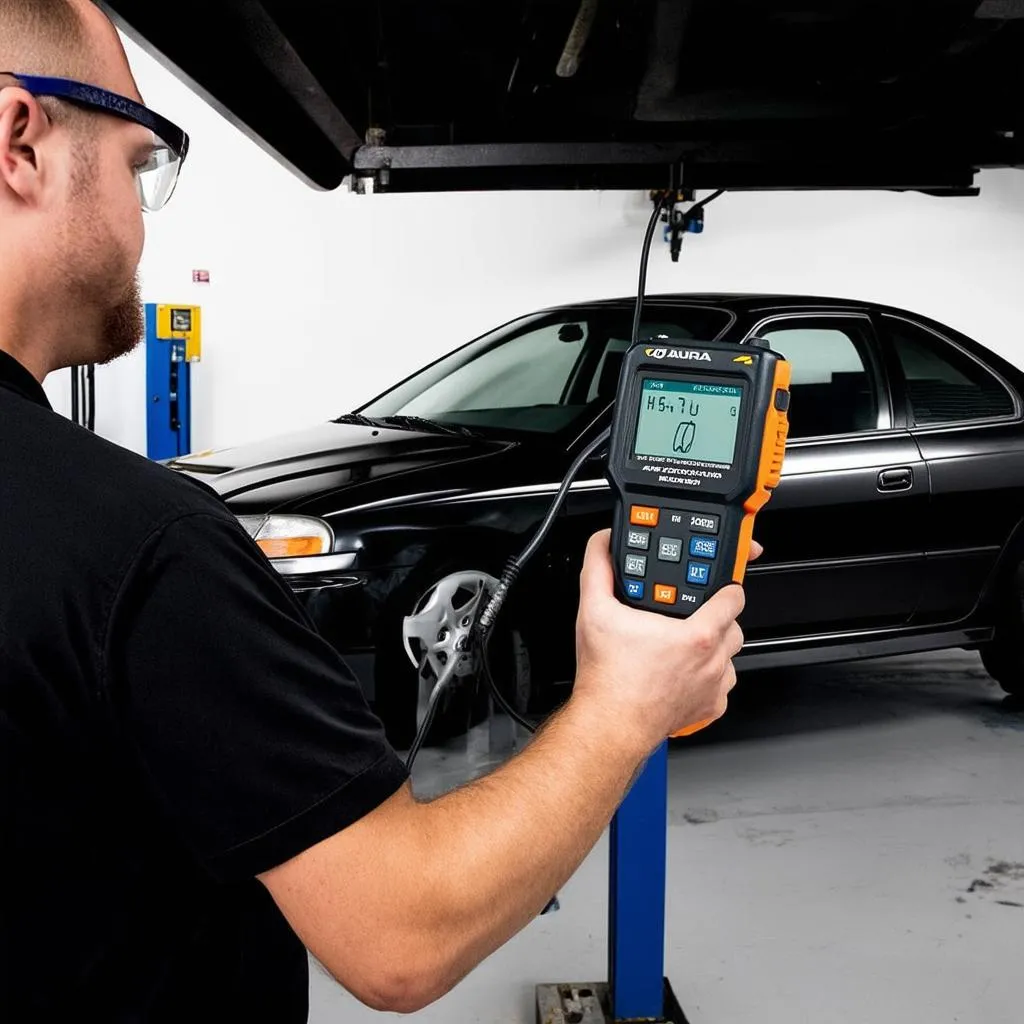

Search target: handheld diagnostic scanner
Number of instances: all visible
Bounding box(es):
[606,338,791,731]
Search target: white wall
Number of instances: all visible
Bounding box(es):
[43,35,1024,456]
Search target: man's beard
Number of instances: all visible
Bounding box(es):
[63,145,145,367]
[96,274,145,365]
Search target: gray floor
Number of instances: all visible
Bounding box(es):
[309,650,1024,1023]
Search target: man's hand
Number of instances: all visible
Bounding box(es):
[573,529,746,750]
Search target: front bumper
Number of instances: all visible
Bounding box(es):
[279,557,421,703]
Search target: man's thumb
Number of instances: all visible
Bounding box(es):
[580,529,615,599]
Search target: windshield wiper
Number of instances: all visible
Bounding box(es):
[377,415,482,439]
[333,413,386,428]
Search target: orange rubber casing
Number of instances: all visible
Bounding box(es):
[671,358,791,738]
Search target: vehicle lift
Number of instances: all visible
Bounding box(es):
[145,303,202,461]
[535,743,684,1024]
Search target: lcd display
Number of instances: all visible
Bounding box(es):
[633,379,743,466]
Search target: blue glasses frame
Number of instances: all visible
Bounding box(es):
[1,72,189,162]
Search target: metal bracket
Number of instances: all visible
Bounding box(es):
[536,979,689,1024]
[349,141,688,193]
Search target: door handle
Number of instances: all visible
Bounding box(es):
[878,467,913,492]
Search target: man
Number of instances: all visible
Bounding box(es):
[0,2,749,1020]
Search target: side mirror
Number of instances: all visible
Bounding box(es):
[558,323,585,343]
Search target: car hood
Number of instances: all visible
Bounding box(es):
[169,421,504,511]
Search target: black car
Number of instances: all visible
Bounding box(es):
[171,295,1024,747]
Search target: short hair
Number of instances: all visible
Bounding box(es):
[0,0,89,79]
[0,1,93,133]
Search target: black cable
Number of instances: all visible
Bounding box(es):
[690,188,725,216]
[632,191,669,349]
[508,425,611,577]
[404,690,440,769]
[481,628,536,734]
[469,188,672,736]
[407,185,679,767]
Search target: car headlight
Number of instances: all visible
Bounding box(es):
[237,515,334,559]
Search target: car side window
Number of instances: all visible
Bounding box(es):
[754,320,882,439]
[884,316,1016,426]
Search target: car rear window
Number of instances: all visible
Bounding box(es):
[886,317,1016,425]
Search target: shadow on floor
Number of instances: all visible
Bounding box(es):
[679,649,1024,750]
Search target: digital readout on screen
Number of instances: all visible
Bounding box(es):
[633,379,744,466]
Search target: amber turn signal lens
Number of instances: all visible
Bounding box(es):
[256,536,326,558]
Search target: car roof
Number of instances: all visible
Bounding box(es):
[540,293,922,318]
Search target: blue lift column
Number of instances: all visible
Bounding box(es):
[535,739,689,1024]
[146,303,202,461]
[608,741,674,1021]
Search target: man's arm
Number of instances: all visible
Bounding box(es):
[259,530,745,1013]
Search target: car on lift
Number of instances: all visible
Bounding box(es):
[169,294,1024,747]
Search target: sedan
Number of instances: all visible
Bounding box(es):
[170,294,1024,747]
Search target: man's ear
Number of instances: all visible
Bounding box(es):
[0,89,51,205]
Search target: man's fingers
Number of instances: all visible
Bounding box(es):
[748,540,764,562]
[690,583,746,634]
[723,659,738,694]
[725,622,745,659]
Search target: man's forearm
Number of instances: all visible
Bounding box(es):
[405,691,651,1000]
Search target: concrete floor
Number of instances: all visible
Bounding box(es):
[309,650,1024,1023]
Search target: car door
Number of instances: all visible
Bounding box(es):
[880,313,1024,626]
[738,312,929,639]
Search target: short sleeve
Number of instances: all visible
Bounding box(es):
[104,512,408,881]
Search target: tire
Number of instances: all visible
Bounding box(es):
[372,559,533,750]
[980,560,1024,696]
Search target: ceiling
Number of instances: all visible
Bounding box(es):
[103,0,1024,195]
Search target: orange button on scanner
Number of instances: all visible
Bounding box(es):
[654,584,677,605]
[630,505,660,527]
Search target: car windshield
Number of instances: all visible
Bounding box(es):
[358,305,733,438]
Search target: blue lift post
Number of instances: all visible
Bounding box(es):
[609,741,671,1021]
[535,739,688,1024]
[146,303,201,461]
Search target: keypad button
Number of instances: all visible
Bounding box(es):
[689,536,719,559]
[657,537,683,563]
[625,580,645,601]
[654,584,677,605]
[686,561,711,587]
[677,589,703,610]
[630,505,660,527]
[627,529,651,551]
[625,554,648,578]
[689,513,720,535]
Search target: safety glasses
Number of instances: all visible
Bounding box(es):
[0,72,189,212]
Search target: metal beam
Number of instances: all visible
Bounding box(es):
[353,141,694,171]
[222,0,364,162]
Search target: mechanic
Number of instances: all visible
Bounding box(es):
[0,2,751,1020]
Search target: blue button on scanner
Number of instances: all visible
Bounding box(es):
[689,536,718,559]
[687,562,711,587]
[625,580,645,601]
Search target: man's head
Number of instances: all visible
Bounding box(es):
[0,0,164,374]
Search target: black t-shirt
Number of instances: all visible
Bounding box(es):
[0,351,409,1021]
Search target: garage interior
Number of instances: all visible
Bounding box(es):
[46,2,1024,1021]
